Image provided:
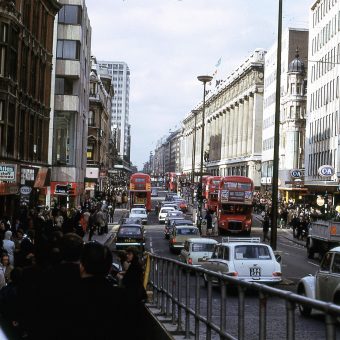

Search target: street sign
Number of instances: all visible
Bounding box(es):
[290,169,302,178]
[20,186,32,195]
[318,165,335,177]
[0,164,16,181]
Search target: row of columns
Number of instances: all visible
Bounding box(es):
[182,92,256,172]
[205,93,255,160]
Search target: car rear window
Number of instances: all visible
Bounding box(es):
[132,209,145,214]
[177,228,198,235]
[161,208,174,213]
[118,227,141,236]
[234,245,271,260]
[176,221,193,226]
[191,243,215,252]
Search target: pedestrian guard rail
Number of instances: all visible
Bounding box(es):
[146,252,340,340]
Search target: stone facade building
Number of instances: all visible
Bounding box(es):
[0,0,60,216]
[261,28,308,196]
[51,0,91,207]
[85,56,114,197]
[181,49,266,188]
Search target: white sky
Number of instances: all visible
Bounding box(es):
[85,0,311,169]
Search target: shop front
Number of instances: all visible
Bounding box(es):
[50,182,84,208]
[0,164,19,217]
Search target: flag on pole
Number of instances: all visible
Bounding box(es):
[215,57,222,68]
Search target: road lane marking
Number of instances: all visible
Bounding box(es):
[308,261,319,267]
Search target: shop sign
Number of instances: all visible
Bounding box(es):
[0,164,16,181]
[290,169,302,179]
[318,165,335,177]
[20,186,32,195]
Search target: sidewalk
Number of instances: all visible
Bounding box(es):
[83,208,128,245]
[253,213,306,247]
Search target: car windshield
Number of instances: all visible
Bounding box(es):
[168,211,182,217]
[131,209,145,214]
[234,245,271,260]
[161,208,174,213]
[176,221,193,226]
[118,227,141,236]
[177,228,198,235]
[191,243,215,252]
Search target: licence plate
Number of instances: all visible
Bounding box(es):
[125,239,136,243]
[250,267,261,277]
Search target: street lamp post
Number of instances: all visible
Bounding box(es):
[191,110,200,200]
[271,0,283,250]
[197,75,213,233]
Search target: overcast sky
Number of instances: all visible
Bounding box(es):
[86,0,311,169]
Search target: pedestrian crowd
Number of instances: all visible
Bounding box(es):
[0,200,147,340]
[253,192,338,241]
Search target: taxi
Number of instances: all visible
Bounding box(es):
[114,224,145,252]
[180,238,218,266]
[201,238,282,285]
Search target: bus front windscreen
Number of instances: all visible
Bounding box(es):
[221,204,252,214]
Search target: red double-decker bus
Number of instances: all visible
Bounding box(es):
[165,172,177,192]
[129,173,152,211]
[205,176,221,212]
[217,176,254,235]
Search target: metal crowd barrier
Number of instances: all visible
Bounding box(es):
[147,253,340,340]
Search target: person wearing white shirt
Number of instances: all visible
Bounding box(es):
[3,231,15,265]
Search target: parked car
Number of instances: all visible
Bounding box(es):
[114,224,145,252]
[169,226,200,253]
[297,246,340,316]
[158,207,176,223]
[180,238,218,266]
[201,238,282,285]
[129,208,148,224]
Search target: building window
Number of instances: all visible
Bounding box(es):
[58,5,82,25]
[18,109,26,159]
[0,100,5,155]
[53,112,75,165]
[56,40,80,60]
[87,143,94,160]
[6,102,15,156]
[0,22,8,77]
[88,110,95,126]
[55,77,74,95]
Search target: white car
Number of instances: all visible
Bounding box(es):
[201,238,282,285]
[158,207,176,223]
[297,246,340,316]
[129,208,148,225]
[180,238,218,266]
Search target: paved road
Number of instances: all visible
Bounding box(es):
[140,192,339,339]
